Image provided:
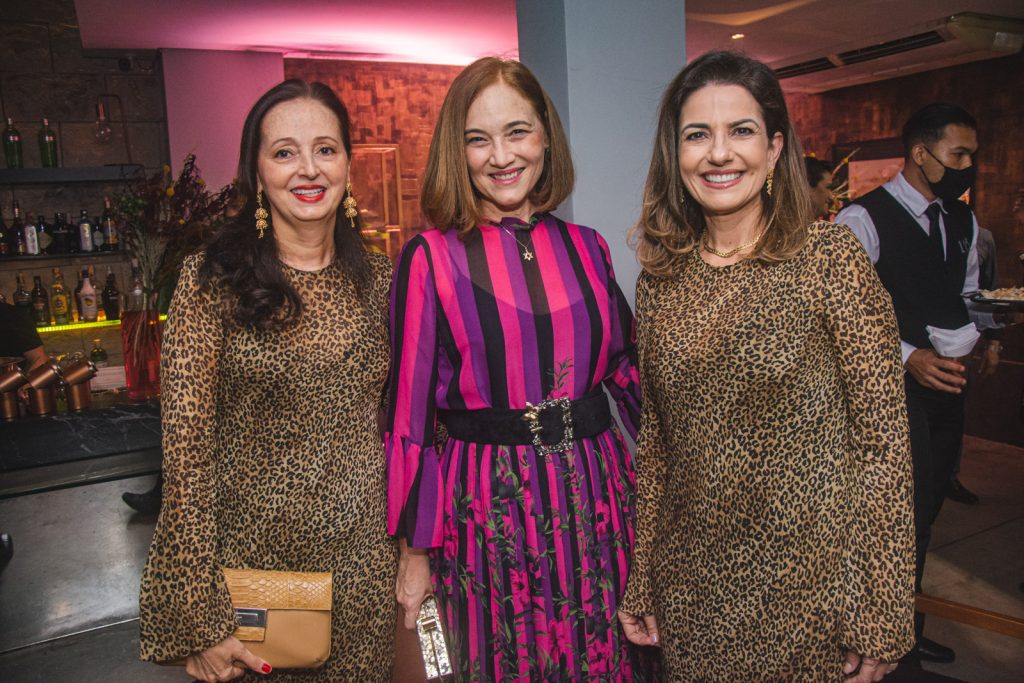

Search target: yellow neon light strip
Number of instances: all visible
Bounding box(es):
[36,314,168,334]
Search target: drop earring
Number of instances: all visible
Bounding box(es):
[766,168,775,197]
[343,182,358,228]
[255,190,269,239]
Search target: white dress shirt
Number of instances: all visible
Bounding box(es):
[834,171,994,363]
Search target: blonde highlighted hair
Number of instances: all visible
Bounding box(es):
[630,51,814,276]
[421,57,574,235]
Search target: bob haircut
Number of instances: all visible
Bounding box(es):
[199,79,370,331]
[421,57,574,235]
[630,51,814,277]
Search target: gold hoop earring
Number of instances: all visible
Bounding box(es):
[255,190,269,239]
[343,182,358,228]
[766,168,775,197]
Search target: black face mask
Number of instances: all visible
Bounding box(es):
[921,146,975,202]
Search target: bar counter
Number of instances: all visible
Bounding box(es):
[0,400,161,498]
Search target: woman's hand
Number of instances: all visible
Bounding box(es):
[843,651,896,682]
[396,538,433,629]
[617,610,660,647]
[185,635,270,682]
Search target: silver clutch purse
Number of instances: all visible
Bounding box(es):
[416,596,453,682]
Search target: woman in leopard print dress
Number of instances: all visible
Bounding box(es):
[618,52,915,682]
[138,80,395,681]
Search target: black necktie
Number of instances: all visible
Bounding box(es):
[925,203,944,262]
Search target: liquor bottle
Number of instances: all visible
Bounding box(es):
[80,268,98,322]
[73,268,84,321]
[3,118,23,169]
[127,265,145,311]
[51,212,70,254]
[38,118,58,168]
[23,210,39,255]
[101,266,120,321]
[35,214,52,254]
[65,210,80,253]
[78,209,94,252]
[13,272,33,311]
[50,268,70,325]
[89,339,109,367]
[100,196,119,251]
[0,210,8,257]
[10,201,27,255]
[31,275,50,326]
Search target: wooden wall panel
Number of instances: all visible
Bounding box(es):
[284,59,462,235]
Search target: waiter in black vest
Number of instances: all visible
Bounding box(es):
[836,102,1016,666]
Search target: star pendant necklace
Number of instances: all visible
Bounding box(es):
[500,225,535,261]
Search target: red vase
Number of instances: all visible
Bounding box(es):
[120,309,162,401]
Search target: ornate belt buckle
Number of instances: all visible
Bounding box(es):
[522,397,574,457]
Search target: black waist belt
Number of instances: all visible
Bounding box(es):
[438,389,611,456]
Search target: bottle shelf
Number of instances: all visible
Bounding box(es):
[1,251,126,262]
[0,165,145,185]
[35,314,166,335]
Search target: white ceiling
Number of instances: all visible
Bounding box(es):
[73,0,1024,90]
[686,0,1024,91]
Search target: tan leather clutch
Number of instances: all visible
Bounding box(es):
[224,568,332,669]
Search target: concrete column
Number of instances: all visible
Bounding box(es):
[517,0,686,302]
[162,49,284,189]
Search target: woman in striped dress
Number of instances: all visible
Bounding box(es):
[387,57,649,682]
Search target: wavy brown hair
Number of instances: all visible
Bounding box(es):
[421,57,574,235]
[630,51,813,276]
[199,80,369,330]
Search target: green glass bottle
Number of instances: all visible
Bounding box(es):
[3,118,23,169]
[38,118,58,168]
[90,339,109,367]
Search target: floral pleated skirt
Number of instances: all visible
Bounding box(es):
[432,427,659,682]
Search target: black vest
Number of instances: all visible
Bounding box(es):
[855,186,972,351]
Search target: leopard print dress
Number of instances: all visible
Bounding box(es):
[620,222,916,681]
[138,252,397,681]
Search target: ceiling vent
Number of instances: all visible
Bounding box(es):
[774,13,1024,93]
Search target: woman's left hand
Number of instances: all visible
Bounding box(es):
[843,651,896,682]
[617,610,660,647]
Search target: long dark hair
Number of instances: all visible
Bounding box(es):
[200,79,370,330]
[631,51,813,276]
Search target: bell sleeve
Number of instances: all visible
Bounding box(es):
[138,254,237,662]
[816,223,916,661]
[618,273,670,616]
[385,236,444,550]
[596,234,641,441]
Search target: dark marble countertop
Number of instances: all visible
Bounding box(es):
[0,402,161,472]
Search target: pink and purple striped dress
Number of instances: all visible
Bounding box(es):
[386,214,652,682]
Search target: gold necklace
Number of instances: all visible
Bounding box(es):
[500,225,534,261]
[701,231,763,258]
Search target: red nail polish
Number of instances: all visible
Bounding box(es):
[262,663,272,674]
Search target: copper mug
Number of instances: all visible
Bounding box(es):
[25,361,62,417]
[0,368,27,421]
[28,386,56,416]
[63,359,98,412]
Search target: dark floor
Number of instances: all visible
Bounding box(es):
[0,437,1021,682]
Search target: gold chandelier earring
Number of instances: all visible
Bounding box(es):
[766,168,775,197]
[255,189,269,239]
[343,182,358,228]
